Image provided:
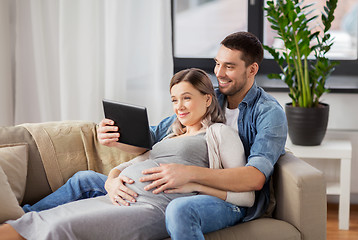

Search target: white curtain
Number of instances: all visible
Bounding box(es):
[0,0,173,126]
[0,0,14,125]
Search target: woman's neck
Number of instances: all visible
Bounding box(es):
[183,124,204,136]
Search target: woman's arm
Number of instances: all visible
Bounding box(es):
[206,124,255,206]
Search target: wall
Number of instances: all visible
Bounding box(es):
[269,92,358,203]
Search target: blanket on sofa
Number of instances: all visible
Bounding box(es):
[21,121,138,192]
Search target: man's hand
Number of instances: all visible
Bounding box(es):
[140,163,191,194]
[105,175,138,206]
[163,183,200,194]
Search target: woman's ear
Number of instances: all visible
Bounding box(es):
[206,94,212,107]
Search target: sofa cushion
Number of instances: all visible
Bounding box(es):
[204,218,301,240]
[0,126,51,205]
[164,218,301,240]
[0,144,28,223]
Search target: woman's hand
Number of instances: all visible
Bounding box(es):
[97,118,120,147]
[105,173,138,206]
[96,118,147,154]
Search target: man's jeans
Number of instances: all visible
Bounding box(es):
[165,195,246,240]
[22,170,108,212]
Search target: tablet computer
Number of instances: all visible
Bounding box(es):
[102,99,153,149]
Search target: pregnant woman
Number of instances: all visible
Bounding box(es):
[0,68,253,240]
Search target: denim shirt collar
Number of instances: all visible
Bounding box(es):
[241,82,258,107]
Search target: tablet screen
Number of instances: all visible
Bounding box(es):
[102,99,153,149]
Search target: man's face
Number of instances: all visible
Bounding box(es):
[214,45,252,98]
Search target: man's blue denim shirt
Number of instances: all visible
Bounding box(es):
[149,82,287,221]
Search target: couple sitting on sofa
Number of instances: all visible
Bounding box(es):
[0,31,287,240]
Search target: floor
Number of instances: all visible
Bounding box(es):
[327,204,358,239]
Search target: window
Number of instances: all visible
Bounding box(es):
[263,0,358,60]
[172,0,250,74]
[174,0,248,58]
[172,0,358,91]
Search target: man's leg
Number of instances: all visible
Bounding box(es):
[22,170,107,212]
[165,195,246,240]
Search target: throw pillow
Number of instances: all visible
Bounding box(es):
[0,144,28,223]
[0,167,25,223]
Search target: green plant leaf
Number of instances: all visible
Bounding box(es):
[263,0,339,108]
[267,73,281,80]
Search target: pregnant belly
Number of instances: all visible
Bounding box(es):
[120,160,158,197]
[120,160,195,203]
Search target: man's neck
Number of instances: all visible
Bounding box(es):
[226,95,242,109]
[226,82,254,109]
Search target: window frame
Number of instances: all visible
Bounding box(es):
[171,0,358,93]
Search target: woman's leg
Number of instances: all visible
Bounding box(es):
[165,195,246,240]
[23,170,107,212]
[11,196,169,240]
[0,224,25,240]
[49,201,169,240]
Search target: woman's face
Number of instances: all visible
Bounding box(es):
[170,81,211,130]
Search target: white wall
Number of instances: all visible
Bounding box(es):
[269,92,358,203]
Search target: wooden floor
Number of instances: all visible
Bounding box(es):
[327,204,358,240]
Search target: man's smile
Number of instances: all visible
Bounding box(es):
[218,78,231,87]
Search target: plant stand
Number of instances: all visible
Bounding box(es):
[286,139,352,230]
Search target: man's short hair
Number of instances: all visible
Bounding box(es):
[221,32,264,67]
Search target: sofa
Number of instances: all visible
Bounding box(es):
[0,121,327,239]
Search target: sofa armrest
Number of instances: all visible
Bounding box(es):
[273,152,326,240]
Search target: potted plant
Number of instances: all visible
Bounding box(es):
[263,0,339,146]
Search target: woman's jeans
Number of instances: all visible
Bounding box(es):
[165,195,246,240]
[22,170,108,212]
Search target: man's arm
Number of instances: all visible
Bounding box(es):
[191,165,265,192]
[164,182,227,202]
[141,102,287,194]
[149,115,176,143]
[141,164,265,194]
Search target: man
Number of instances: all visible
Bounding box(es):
[138,31,287,239]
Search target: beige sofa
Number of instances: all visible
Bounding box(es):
[0,121,327,239]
